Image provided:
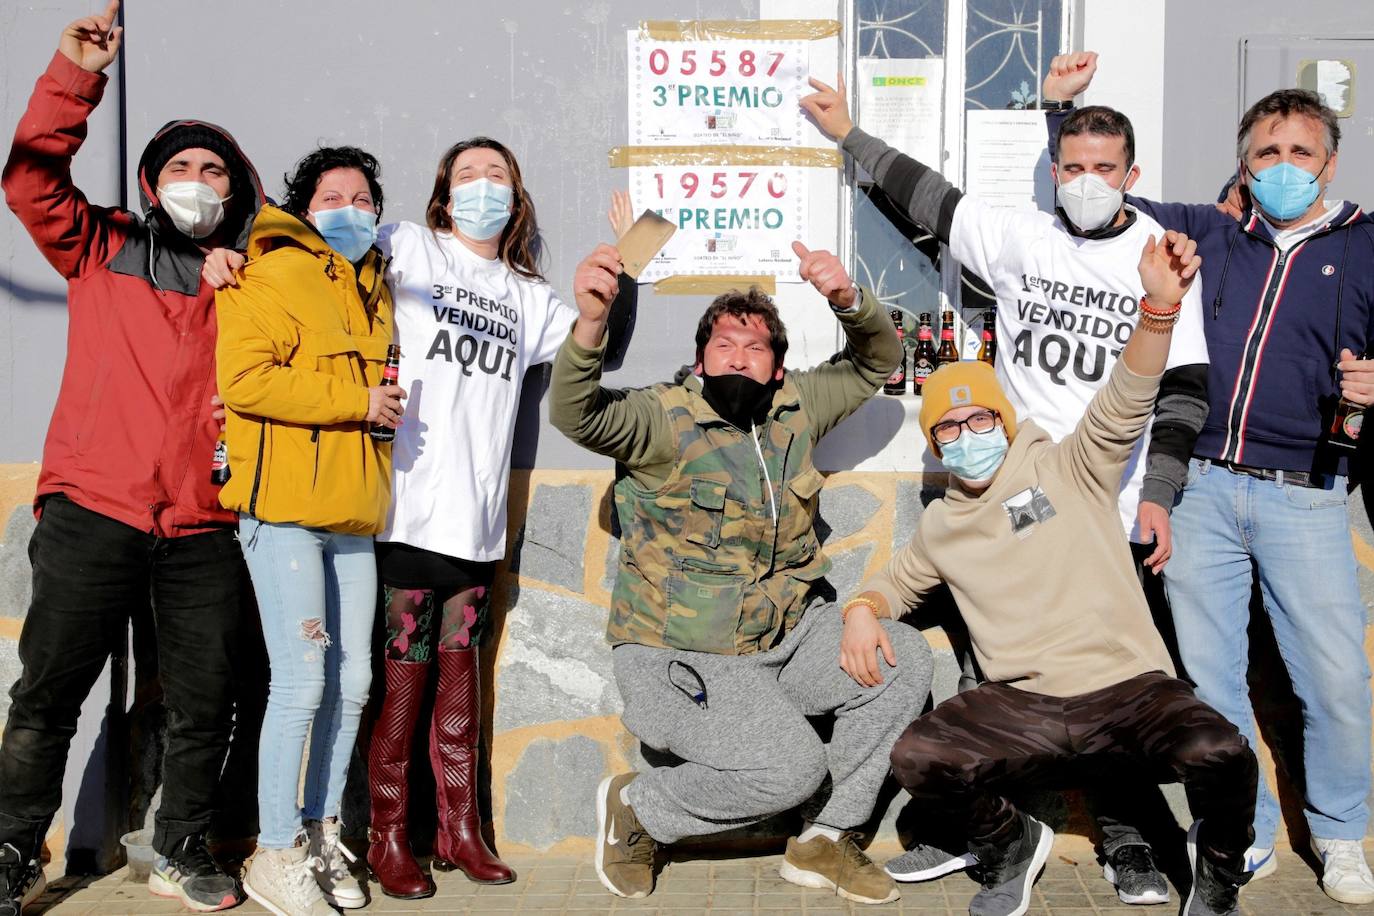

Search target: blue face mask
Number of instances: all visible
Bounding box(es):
[450,178,513,241]
[1247,161,1324,222]
[939,426,1008,485]
[311,205,378,262]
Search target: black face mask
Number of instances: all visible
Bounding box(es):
[699,371,776,430]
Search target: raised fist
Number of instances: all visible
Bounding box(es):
[1043,51,1097,103]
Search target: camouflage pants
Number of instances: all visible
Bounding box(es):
[889,671,1257,868]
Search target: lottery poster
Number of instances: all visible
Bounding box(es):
[628,33,809,146]
[630,164,807,281]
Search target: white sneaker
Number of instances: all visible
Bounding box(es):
[243,844,336,916]
[1311,836,1374,905]
[305,818,365,909]
[1242,844,1277,881]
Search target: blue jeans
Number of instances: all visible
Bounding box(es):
[239,517,376,848]
[1165,458,1371,848]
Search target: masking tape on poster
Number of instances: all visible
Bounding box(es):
[608,145,842,169]
[639,20,841,41]
[652,275,778,296]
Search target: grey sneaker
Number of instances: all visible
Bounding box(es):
[148,833,242,912]
[1102,843,1168,905]
[1182,821,1247,916]
[0,843,44,916]
[968,814,1054,916]
[885,841,978,882]
[305,818,365,909]
[244,843,336,916]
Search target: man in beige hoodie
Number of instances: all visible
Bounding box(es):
[840,232,1257,916]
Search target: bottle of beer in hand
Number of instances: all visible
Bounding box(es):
[884,309,907,395]
[210,431,230,485]
[937,309,960,367]
[978,311,997,366]
[912,313,937,394]
[370,344,403,443]
[1329,351,1367,450]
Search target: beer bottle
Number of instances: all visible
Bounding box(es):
[210,431,230,485]
[370,344,403,443]
[883,309,907,395]
[978,311,997,366]
[937,309,960,366]
[1329,351,1367,450]
[912,313,937,394]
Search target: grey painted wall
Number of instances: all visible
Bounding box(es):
[0,0,762,467]
[1161,0,1374,207]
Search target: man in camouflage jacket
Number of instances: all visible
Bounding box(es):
[551,241,934,905]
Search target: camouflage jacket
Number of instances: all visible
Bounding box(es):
[549,290,901,654]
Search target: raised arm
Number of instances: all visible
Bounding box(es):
[1057,231,1200,499]
[787,242,902,439]
[801,76,961,244]
[550,246,674,477]
[1041,51,1226,235]
[3,3,129,280]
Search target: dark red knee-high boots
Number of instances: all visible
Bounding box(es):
[429,647,515,884]
[366,658,436,899]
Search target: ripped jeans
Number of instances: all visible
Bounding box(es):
[238,517,376,848]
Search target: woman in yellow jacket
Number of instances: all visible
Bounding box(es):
[216,146,401,916]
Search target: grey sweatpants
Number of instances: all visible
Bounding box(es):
[614,603,933,844]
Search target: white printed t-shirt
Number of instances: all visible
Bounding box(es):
[377,221,577,561]
[949,199,1209,541]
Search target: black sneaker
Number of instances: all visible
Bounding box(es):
[148,833,243,912]
[1103,842,1169,904]
[0,842,44,916]
[968,813,1054,916]
[1183,821,1248,916]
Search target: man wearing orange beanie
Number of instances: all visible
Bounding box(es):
[839,232,1257,916]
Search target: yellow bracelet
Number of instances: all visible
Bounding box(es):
[841,595,884,621]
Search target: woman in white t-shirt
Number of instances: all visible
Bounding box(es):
[365,138,633,898]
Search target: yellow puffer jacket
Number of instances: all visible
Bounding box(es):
[216,204,394,534]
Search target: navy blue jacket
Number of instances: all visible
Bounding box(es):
[1048,110,1374,476]
[1129,199,1374,476]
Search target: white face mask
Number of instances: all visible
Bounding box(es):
[157,181,228,239]
[1056,166,1130,234]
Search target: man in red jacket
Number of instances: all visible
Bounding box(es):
[0,3,264,913]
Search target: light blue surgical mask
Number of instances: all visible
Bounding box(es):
[311,205,378,262]
[939,426,1008,486]
[450,178,513,241]
[1247,161,1325,222]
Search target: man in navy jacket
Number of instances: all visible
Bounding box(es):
[1044,52,1374,906]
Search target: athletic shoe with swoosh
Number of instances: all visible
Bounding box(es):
[594,773,656,898]
[1242,844,1276,881]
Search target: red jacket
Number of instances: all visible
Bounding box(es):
[3,53,264,536]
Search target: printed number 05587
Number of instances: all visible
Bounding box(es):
[647,49,783,77]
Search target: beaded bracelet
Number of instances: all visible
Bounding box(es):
[841,595,885,621]
[1139,295,1181,319]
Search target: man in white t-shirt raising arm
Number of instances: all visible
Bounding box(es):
[802,78,1209,905]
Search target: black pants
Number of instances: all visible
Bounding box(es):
[0,495,248,858]
[889,672,1257,869]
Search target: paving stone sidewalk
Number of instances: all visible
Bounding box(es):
[27,844,1367,915]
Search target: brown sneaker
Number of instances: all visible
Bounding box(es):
[594,773,657,898]
[780,832,900,905]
